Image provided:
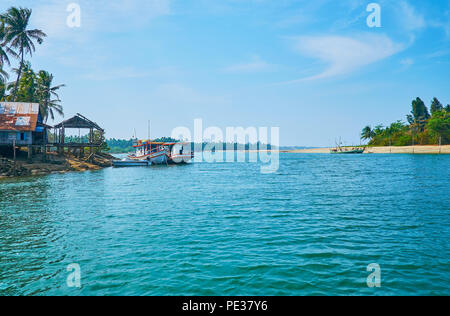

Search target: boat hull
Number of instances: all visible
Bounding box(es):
[169,153,194,164]
[330,149,365,154]
[149,152,169,165]
[113,160,149,167]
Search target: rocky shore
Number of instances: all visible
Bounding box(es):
[0,152,114,179]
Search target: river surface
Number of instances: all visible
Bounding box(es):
[0,153,449,296]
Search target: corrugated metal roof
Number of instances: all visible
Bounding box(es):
[54,113,104,131]
[0,102,40,132]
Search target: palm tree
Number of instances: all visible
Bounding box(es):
[0,22,15,91]
[13,61,37,102]
[36,70,65,122]
[0,70,7,100]
[1,7,46,101]
[361,126,376,141]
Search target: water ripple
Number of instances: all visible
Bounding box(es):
[0,154,449,295]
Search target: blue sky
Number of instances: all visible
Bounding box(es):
[1,0,450,146]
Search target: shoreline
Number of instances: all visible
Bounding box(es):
[282,145,450,154]
[0,153,114,179]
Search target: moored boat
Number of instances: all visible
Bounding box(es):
[129,140,194,165]
[168,142,194,164]
[129,140,170,165]
[330,147,365,154]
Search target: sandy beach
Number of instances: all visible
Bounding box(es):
[283,145,450,154]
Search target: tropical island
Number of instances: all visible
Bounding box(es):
[361,97,450,147]
[285,97,450,154]
[0,7,113,178]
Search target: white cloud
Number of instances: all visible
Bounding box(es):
[429,10,450,39]
[289,34,403,81]
[81,66,180,81]
[151,83,228,107]
[223,55,273,74]
[29,0,171,38]
[31,3,70,38]
[427,49,450,59]
[400,58,414,66]
[81,67,150,81]
[397,1,426,31]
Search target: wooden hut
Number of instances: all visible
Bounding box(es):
[52,113,105,157]
[0,102,51,159]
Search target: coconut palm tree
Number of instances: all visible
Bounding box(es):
[36,70,65,122]
[0,25,10,67]
[1,7,46,100]
[0,22,17,67]
[0,70,7,100]
[361,126,376,141]
[0,66,7,83]
[1,23,12,90]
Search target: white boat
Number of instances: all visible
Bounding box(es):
[129,140,194,165]
[129,140,170,165]
[169,142,194,164]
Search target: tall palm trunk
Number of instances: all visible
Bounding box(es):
[12,48,24,101]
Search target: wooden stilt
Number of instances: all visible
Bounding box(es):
[28,145,32,162]
[13,139,16,176]
[90,128,93,155]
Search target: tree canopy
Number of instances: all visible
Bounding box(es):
[362,97,450,146]
[0,6,64,122]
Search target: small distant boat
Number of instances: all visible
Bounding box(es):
[330,148,365,154]
[330,138,365,154]
[330,147,365,154]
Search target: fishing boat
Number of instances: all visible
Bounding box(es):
[330,147,365,154]
[129,140,170,165]
[128,140,194,165]
[330,138,365,154]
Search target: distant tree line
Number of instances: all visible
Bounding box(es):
[105,138,276,154]
[107,138,134,153]
[362,97,450,146]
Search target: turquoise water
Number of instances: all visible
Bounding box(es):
[0,153,449,296]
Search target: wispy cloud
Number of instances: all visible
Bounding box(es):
[397,1,426,32]
[29,0,171,38]
[286,34,403,82]
[223,55,274,74]
[400,58,414,67]
[151,83,229,107]
[427,49,450,59]
[429,9,450,39]
[81,67,150,81]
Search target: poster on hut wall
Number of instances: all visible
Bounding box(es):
[15,117,31,126]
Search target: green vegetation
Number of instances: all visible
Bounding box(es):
[105,138,277,154]
[0,6,64,122]
[107,139,135,154]
[362,97,450,146]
